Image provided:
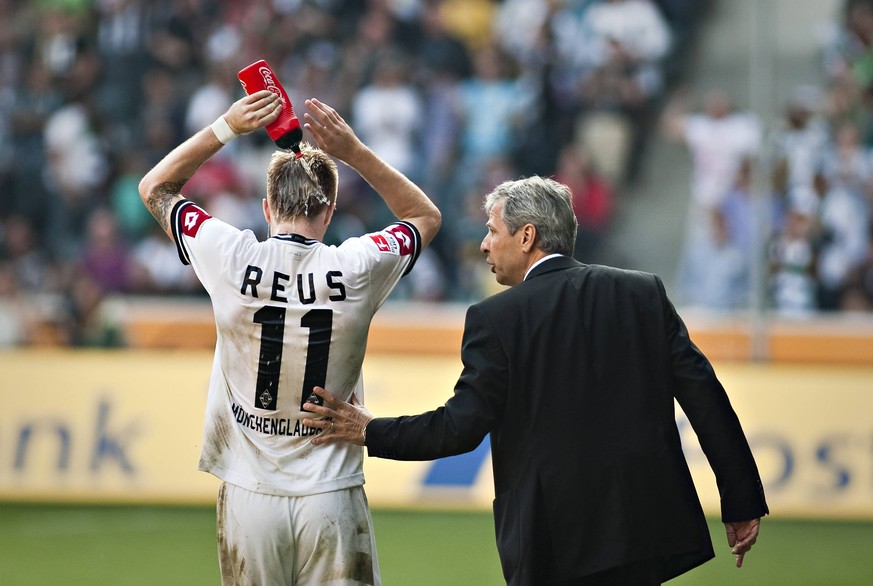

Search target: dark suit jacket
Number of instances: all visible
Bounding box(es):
[366,257,768,585]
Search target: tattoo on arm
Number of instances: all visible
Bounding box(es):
[146,181,185,233]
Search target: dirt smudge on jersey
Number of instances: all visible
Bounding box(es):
[201,409,233,469]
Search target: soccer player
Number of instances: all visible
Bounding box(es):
[138,90,440,585]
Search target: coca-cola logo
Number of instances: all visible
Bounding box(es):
[259,66,286,106]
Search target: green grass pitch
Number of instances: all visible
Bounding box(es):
[1,503,871,585]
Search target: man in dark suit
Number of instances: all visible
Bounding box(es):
[304,176,768,585]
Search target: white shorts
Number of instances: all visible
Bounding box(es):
[217,482,381,586]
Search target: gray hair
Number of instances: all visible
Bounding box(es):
[484,176,577,255]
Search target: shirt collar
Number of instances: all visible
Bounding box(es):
[524,254,564,281]
[272,233,319,245]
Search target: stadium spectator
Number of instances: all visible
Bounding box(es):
[688,208,749,311]
[0,59,64,224]
[109,150,155,241]
[349,52,424,234]
[334,4,410,113]
[184,157,265,236]
[414,0,471,196]
[654,0,715,86]
[662,88,761,306]
[437,0,497,51]
[554,142,616,262]
[351,50,423,181]
[570,0,674,183]
[812,121,873,308]
[93,0,153,149]
[78,207,134,294]
[33,3,100,97]
[137,65,188,166]
[817,119,873,193]
[416,0,473,82]
[129,222,202,295]
[450,181,494,302]
[810,174,871,310]
[719,159,756,262]
[0,214,57,294]
[184,61,238,140]
[821,0,873,89]
[497,1,581,180]
[144,0,210,80]
[492,0,555,68]
[284,42,346,127]
[55,267,126,348]
[452,43,532,191]
[841,224,873,309]
[0,260,33,346]
[42,97,111,261]
[5,0,869,350]
[0,89,10,215]
[771,86,830,198]
[663,88,762,212]
[768,207,818,317]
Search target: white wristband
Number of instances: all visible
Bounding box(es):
[211,116,237,145]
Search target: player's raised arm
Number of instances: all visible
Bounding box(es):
[303,97,441,247]
[138,90,282,238]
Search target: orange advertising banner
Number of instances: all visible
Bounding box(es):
[1,350,872,519]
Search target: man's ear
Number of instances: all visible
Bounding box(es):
[520,224,537,253]
[323,203,336,227]
[262,198,272,224]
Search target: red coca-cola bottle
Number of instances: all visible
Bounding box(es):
[238,59,303,156]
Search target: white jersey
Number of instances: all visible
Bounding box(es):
[171,200,421,497]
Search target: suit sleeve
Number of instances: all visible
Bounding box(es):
[659,276,769,522]
[366,303,506,460]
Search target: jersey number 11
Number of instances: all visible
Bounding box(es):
[253,306,332,411]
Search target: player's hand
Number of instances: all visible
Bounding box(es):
[303,98,365,163]
[725,517,760,568]
[223,90,282,135]
[303,386,373,447]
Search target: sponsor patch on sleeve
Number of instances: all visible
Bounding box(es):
[180,205,212,238]
[369,233,393,253]
[387,224,415,256]
[368,224,417,256]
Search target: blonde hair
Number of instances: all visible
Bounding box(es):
[266,142,339,221]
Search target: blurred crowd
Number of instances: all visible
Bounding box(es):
[668,0,873,317]
[0,0,712,346]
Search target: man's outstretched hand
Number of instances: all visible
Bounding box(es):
[303,387,374,447]
[725,517,760,568]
